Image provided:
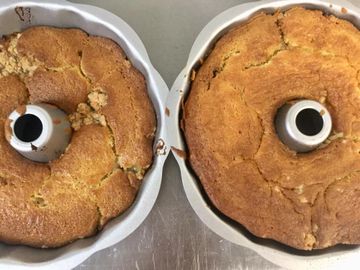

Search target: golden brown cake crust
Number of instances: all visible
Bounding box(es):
[0,26,155,248]
[184,7,360,250]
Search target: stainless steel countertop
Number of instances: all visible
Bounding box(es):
[70,0,359,269]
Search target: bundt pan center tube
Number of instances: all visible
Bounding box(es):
[0,0,168,270]
[275,100,332,153]
[6,104,72,162]
[167,0,360,269]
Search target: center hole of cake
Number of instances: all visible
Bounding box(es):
[14,114,43,143]
[295,108,323,136]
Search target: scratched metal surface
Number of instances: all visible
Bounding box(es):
[70,0,359,270]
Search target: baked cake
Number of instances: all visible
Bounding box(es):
[0,27,155,247]
[184,7,360,250]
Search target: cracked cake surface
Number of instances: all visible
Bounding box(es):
[184,7,360,250]
[0,26,156,248]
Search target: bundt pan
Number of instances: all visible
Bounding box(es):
[166,0,360,269]
[0,0,168,269]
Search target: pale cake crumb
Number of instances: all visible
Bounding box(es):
[88,88,108,111]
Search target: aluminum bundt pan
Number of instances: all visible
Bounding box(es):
[166,0,360,269]
[0,0,169,269]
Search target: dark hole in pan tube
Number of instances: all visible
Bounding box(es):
[14,114,43,143]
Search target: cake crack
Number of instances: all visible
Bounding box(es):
[210,50,241,81]
[322,171,360,212]
[69,87,147,186]
[251,158,317,248]
[78,50,93,85]
[238,86,265,158]
[275,15,289,49]
[310,191,321,246]
[204,16,288,94]
[95,205,103,230]
[243,48,285,71]
[251,159,306,218]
